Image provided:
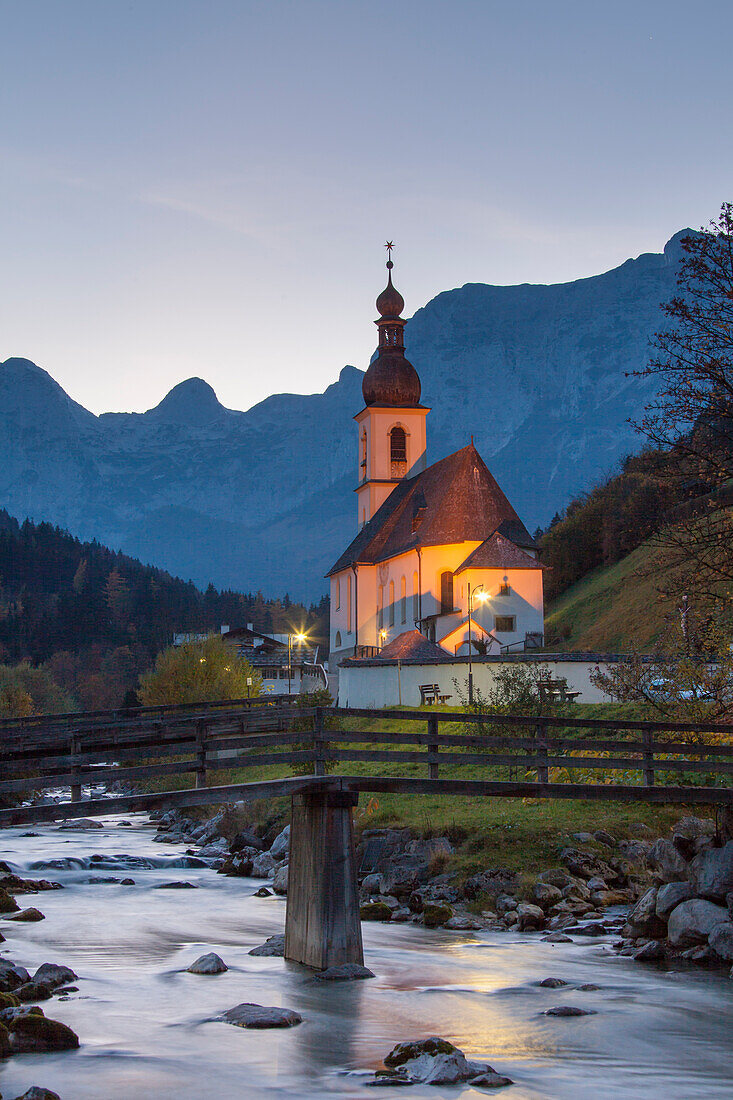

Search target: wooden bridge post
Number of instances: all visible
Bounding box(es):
[284,788,363,970]
[535,722,549,786]
[70,736,82,803]
[195,721,208,789]
[313,706,326,777]
[427,713,439,779]
[643,728,655,787]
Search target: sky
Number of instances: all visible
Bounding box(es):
[2,0,732,416]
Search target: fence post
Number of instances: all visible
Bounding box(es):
[70,736,82,802]
[313,706,326,777]
[428,713,439,780]
[535,721,549,786]
[196,720,208,789]
[643,728,655,787]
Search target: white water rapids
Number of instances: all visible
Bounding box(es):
[1,815,732,1099]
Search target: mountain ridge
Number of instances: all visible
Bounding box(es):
[0,231,688,599]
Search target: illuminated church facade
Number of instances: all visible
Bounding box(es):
[327,251,544,664]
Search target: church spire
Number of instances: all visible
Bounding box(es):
[362,244,421,407]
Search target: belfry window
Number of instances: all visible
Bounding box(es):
[390,427,407,463]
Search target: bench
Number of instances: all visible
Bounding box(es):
[419,683,452,706]
[537,677,580,704]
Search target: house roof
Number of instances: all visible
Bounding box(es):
[377,630,449,662]
[455,530,545,574]
[327,443,534,576]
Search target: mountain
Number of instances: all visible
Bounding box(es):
[0,232,686,600]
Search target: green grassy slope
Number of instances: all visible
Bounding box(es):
[544,539,676,652]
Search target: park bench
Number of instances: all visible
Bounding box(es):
[419,683,452,705]
[537,677,581,704]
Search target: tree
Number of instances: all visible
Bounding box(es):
[634,203,733,613]
[138,635,263,705]
[0,662,76,717]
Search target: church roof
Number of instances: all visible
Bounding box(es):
[375,630,449,662]
[455,531,545,573]
[326,442,534,576]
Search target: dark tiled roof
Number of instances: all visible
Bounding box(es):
[455,531,545,573]
[327,443,534,576]
[377,630,449,662]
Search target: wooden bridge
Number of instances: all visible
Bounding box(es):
[1,700,731,971]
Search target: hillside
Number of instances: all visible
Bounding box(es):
[0,231,687,599]
[544,539,676,651]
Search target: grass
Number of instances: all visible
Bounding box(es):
[544,540,675,652]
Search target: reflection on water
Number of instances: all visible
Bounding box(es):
[0,817,732,1099]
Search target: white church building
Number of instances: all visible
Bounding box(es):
[327,252,545,666]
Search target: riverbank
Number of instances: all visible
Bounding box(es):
[1,814,733,1098]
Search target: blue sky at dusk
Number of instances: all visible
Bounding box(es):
[2,0,731,414]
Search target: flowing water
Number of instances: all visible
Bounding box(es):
[1,815,732,1099]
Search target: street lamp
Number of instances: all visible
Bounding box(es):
[379,628,388,649]
[467,582,489,706]
[288,631,307,695]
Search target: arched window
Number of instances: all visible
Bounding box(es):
[389,580,395,626]
[378,586,384,629]
[390,426,407,463]
[400,576,407,623]
[335,631,342,648]
[347,573,352,633]
[335,576,340,611]
[360,430,367,477]
[440,570,454,614]
[412,571,419,622]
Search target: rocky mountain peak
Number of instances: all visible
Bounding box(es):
[148,377,227,427]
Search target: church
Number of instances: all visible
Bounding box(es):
[327,251,544,665]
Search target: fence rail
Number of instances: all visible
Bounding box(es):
[0,704,731,825]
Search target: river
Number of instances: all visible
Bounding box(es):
[1,815,732,1099]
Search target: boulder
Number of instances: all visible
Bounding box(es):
[0,962,31,992]
[647,839,688,883]
[314,964,375,981]
[269,826,290,860]
[444,916,481,930]
[470,1071,514,1088]
[248,934,285,957]
[593,830,616,848]
[14,981,53,1003]
[516,903,545,931]
[542,932,573,943]
[422,903,453,928]
[0,889,20,914]
[59,818,103,829]
[633,940,665,961]
[462,868,518,900]
[543,1006,596,1017]
[532,883,563,908]
[272,864,289,896]
[537,977,568,987]
[156,881,197,889]
[360,902,392,922]
[222,1003,301,1029]
[538,869,573,889]
[33,964,77,990]
[251,852,277,879]
[253,886,272,898]
[627,888,665,938]
[12,1089,61,1100]
[708,921,733,962]
[361,873,384,897]
[379,1037,497,1086]
[667,898,729,947]
[7,1013,80,1052]
[655,882,693,920]
[5,907,45,922]
[219,853,254,877]
[617,839,650,863]
[187,952,228,975]
[495,895,518,914]
[689,841,733,901]
[562,881,591,901]
[231,829,265,853]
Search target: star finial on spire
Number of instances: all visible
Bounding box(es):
[385,241,394,269]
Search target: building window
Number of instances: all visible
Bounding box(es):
[412,571,419,622]
[494,615,516,633]
[360,430,367,479]
[389,580,395,626]
[335,631,342,648]
[400,576,406,623]
[440,570,454,614]
[378,586,384,629]
[347,574,352,633]
[335,577,341,610]
[390,426,407,462]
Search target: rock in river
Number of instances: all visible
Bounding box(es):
[12,1088,62,1100]
[187,952,228,975]
[5,907,45,922]
[248,934,285,957]
[6,1012,80,1052]
[222,1003,302,1029]
[544,1006,597,1017]
[374,1036,512,1087]
[314,964,375,981]
[667,899,729,947]
[33,964,78,989]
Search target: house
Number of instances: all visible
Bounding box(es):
[327,252,544,666]
[174,623,326,695]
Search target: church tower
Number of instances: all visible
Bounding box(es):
[355,246,429,527]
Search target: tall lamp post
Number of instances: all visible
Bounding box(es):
[288,631,307,695]
[467,582,488,706]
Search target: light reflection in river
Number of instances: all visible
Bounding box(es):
[0,816,731,1099]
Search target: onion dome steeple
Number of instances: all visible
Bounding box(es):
[362,243,422,407]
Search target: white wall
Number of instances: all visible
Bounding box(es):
[338,659,618,708]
